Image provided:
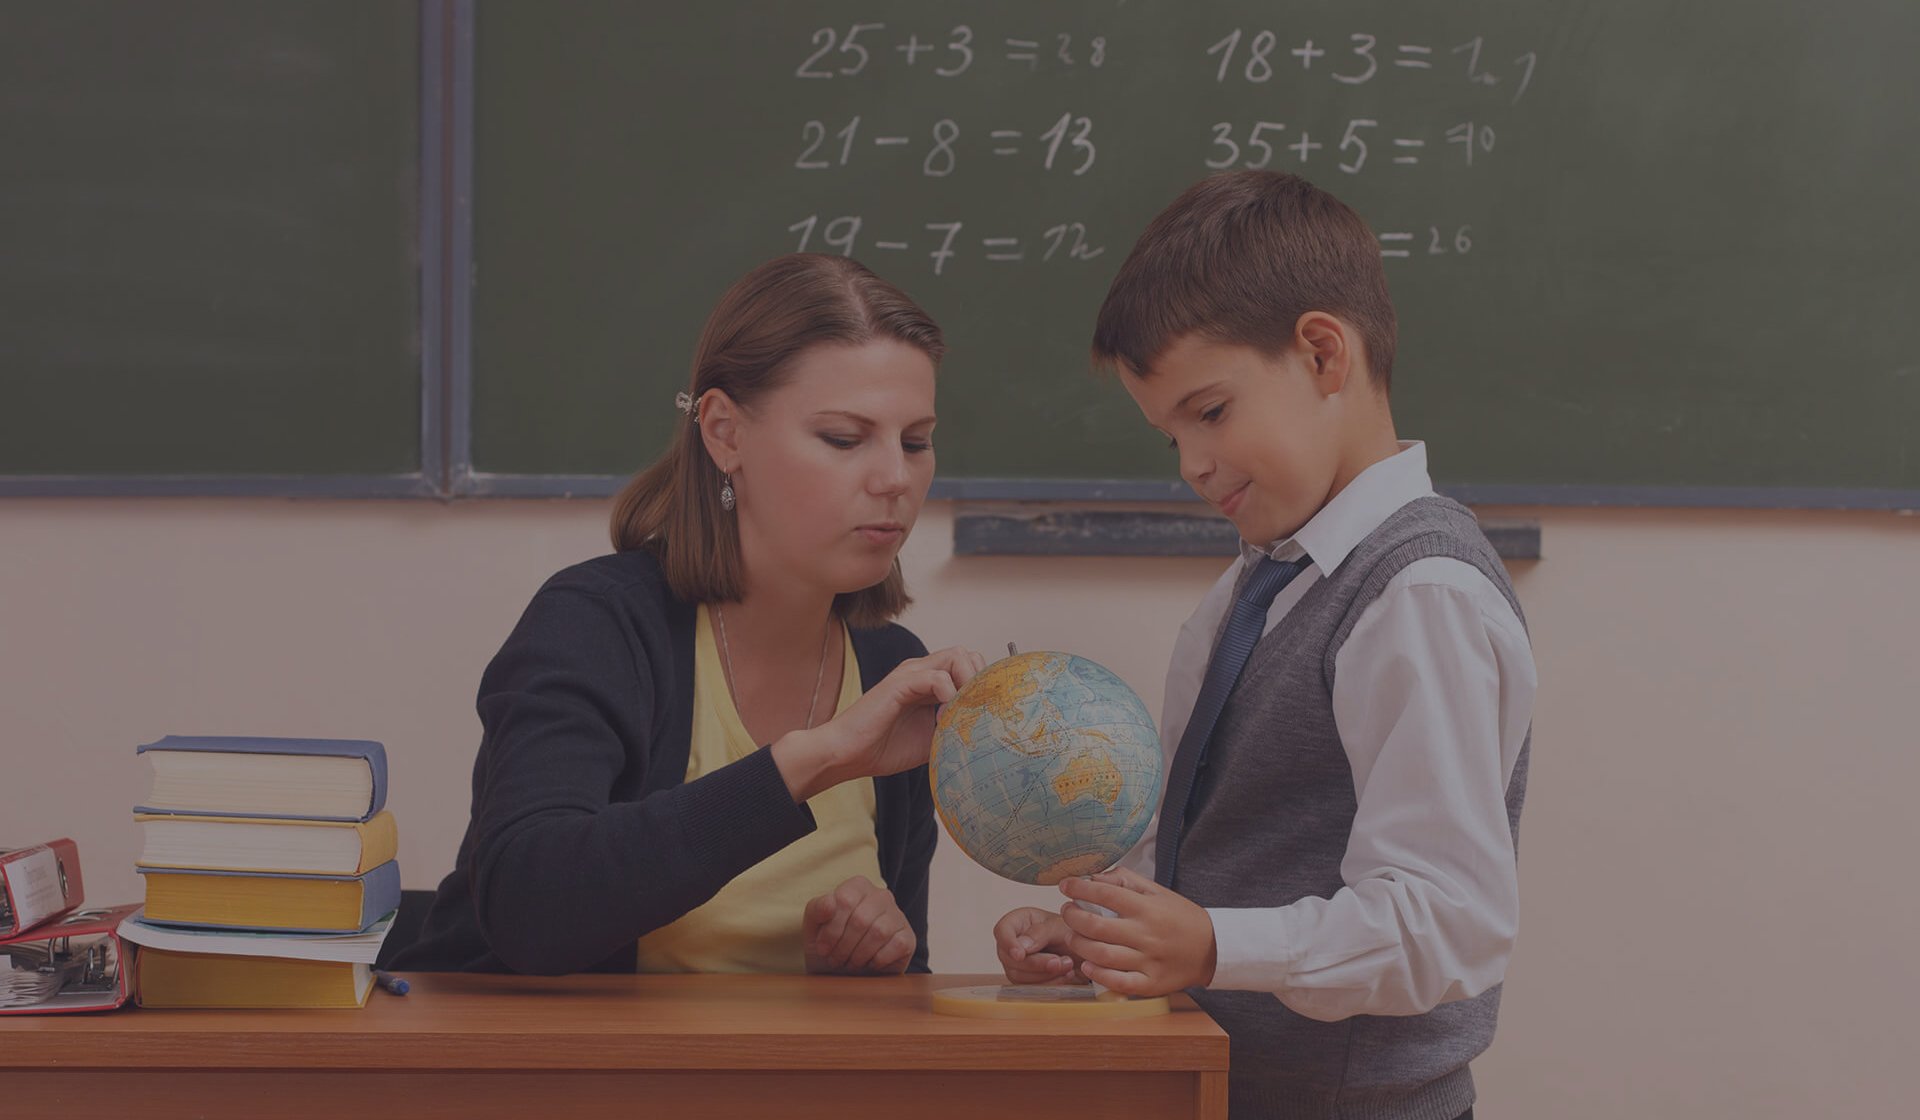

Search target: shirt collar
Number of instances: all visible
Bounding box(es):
[1238,441,1435,575]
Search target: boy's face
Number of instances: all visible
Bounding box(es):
[1121,335,1344,546]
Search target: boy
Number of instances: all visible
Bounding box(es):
[994,171,1534,1120]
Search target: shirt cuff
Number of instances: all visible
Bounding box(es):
[1205,905,1307,993]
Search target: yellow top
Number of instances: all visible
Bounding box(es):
[635,605,878,973]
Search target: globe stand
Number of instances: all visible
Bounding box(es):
[929,983,1170,1019]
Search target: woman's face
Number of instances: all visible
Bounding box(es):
[722,339,937,598]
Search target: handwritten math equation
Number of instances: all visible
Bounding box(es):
[793,23,1108,80]
[1204,30,1536,103]
[787,215,1105,277]
[777,20,1539,271]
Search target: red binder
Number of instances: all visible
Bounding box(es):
[0,838,84,938]
[0,902,140,1015]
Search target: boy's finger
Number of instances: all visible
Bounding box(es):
[996,907,1050,947]
[1006,954,1074,985]
[1059,875,1141,917]
[1066,930,1147,973]
[1087,867,1157,893]
[1080,962,1153,996]
[1058,900,1125,942]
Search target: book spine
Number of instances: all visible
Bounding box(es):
[358,860,403,930]
[356,811,400,874]
[364,750,388,820]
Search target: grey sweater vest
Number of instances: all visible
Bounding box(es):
[1175,495,1531,1120]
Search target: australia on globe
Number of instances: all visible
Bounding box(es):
[930,651,1164,885]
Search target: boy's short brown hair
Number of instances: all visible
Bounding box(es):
[1091,170,1397,391]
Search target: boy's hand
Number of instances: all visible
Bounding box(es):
[803,875,916,975]
[992,906,1085,984]
[1058,867,1218,996]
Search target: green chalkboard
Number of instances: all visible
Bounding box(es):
[0,1,420,480]
[469,1,1920,502]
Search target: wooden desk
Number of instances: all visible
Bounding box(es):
[0,973,1228,1118]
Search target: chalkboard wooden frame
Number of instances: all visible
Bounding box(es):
[953,509,1543,561]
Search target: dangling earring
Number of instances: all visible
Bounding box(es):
[719,473,736,512]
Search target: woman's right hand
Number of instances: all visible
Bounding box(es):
[772,646,985,802]
[994,906,1084,984]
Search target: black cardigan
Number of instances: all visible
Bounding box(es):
[394,549,937,975]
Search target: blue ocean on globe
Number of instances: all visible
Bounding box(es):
[931,651,1164,885]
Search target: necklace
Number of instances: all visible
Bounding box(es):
[714,604,833,732]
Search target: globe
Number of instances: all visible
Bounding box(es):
[930,651,1164,885]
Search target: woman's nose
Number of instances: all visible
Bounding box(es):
[869,447,911,494]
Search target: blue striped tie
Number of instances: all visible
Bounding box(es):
[1154,554,1313,889]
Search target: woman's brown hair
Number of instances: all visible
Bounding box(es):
[610,253,945,628]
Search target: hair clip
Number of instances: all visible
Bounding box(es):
[674,391,700,424]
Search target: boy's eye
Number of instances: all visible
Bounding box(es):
[904,440,933,454]
[1166,434,1178,450]
[1200,404,1226,424]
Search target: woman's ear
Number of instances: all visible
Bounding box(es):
[697,390,743,474]
[1294,312,1352,397]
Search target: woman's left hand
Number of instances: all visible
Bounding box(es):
[803,875,916,975]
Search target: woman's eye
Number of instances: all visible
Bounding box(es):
[904,440,933,454]
[1201,404,1225,424]
[1166,435,1178,450]
[820,434,858,449]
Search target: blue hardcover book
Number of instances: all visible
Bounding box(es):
[136,860,402,935]
[135,735,388,823]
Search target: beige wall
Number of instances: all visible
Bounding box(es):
[3,497,1915,1115]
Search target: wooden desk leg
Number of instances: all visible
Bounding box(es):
[1196,1069,1230,1119]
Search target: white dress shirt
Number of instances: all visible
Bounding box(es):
[1121,442,1536,1021]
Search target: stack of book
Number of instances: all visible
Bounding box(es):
[1,839,138,1015]
[118,736,400,1008]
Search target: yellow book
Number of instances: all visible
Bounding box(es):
[135,948,371,1008]
[133,810,398,876]
[138,860,400,933]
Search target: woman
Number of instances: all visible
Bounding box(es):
[398,254,982,975]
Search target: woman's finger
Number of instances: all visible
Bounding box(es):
[869,927,916,974]
[827,889,889,967]
[812,896,854,961]
[802,892,836,935]
[846,908,906,971]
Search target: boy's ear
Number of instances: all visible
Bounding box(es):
[697,390,744,474]
[1294,312,1353,397]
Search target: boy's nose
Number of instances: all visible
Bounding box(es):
[1179,448,1213,491]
